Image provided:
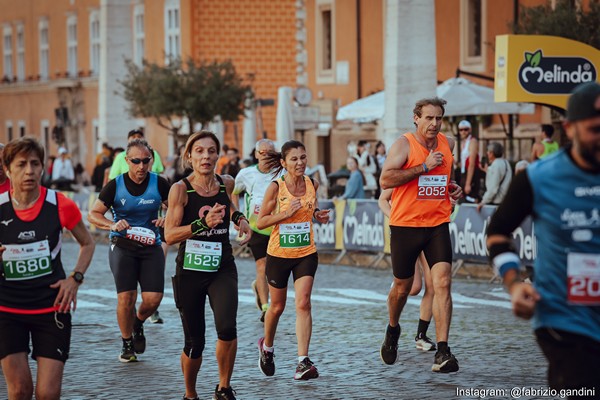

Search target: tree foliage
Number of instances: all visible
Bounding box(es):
[119,58,253,139]
[513,0,600,49]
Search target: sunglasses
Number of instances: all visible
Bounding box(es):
[129,157,152,165]
[459,128,470,131]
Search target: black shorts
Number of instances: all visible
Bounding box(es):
[247,232,270,261]
[535,328,600,395]
[265,252,319,289]
[109,244,165,293]
[390,223,452,279]
[173,262,238,357]
[0,312,71,362]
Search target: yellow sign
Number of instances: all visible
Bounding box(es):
[495,35,600,110]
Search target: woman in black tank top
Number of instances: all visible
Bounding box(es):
[164,131,251,400]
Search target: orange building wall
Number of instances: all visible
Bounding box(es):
[189,0,297,147]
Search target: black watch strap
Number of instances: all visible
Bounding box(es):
[70,271,84,283]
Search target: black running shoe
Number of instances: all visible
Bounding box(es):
[380,325,400,365]
[132,323,146,354]
[213,385,236,400]
[432,347,459,373]
[415,332,437,351]
[294,357,319,381]
[119,339,137,363]
[257,337,275,376]
[182,396,199,400]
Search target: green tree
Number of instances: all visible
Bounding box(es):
[513,0,600,49]
[119,58,253,147]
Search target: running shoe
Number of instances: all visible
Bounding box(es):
[294,357,319,380]
[213,385,237,400]
[251,280,262,311]
[380,325,400,365]
[257,337,275,376]
[432,347,459,373]
[148,310,164,324]
[119,339,137,363]
[415,332,437,351]
[182,396,199,400]
[132,323,146,354]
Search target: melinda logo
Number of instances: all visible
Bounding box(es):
[518,49,596,94]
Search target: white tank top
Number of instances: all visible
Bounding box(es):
[460,136,472,173]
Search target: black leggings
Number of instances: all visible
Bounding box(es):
[173,263,238,359]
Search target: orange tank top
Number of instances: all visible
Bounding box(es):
[389,133,453,227]
[267,175,317,258]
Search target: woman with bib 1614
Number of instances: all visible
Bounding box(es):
[255,140,330,382]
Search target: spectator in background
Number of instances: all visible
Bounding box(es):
[248,148,259,165]
[96,142,112,166]
[221,147,241,178]
[375,141,387,170]
[51,147,75,191]
[92,155,111,192]
[336,156,365,200]
[74,163,91,188]
[0,143,9,193]
[172,144,193,183]
[43,155,56,188]
[531,124,559,161]
[457,120,482,203]
[216,143,230,175]
[355,140,378,195]
[477,142,512,212]
[515,160,529,174]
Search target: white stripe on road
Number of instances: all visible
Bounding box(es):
[78,288,509,309]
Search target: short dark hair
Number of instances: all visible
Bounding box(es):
[126,138,154,157]
[541,124,554,138]
[3,137,45,171]
[128,128,144,138]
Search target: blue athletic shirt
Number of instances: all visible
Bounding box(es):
[526,150,600,342]
[109,172,163,246]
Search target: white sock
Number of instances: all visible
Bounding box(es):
[263,343,274,353]
[298,356,308,363]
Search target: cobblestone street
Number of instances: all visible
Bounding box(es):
[1,241,550,399]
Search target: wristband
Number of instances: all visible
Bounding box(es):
[232,211,247,226]
[191,217,209,235]
[422,163,429,173]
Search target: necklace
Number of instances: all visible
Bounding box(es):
[12,192,41,207]
[195,177,215,193]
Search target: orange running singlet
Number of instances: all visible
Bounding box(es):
[267,175,317,258]
[389,133,453,227]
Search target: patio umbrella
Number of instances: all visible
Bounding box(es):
[336,77,534,122]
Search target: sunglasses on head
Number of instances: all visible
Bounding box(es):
[129,157,152,165]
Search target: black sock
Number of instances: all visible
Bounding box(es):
[437,341,448,352]
[417,319,430,336]
[134,316,144,330]
[387,324,401,336]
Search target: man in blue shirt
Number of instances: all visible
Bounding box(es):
[487,82,600,397]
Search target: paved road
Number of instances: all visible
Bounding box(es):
[1,241,551,400]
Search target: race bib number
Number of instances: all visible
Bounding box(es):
[567,252,600,305]
[126,226,156,246]
[183,239,222,272]
[417,175,448,200]
[279,222,311,248]
[2,240,52,281]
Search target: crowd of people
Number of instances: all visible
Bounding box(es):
[0,81,598,400]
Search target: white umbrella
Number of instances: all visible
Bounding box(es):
[438,77,534,116]
[336,91,385,122]
[336,77,534,122]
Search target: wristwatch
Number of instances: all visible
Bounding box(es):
[70,271,84,284]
